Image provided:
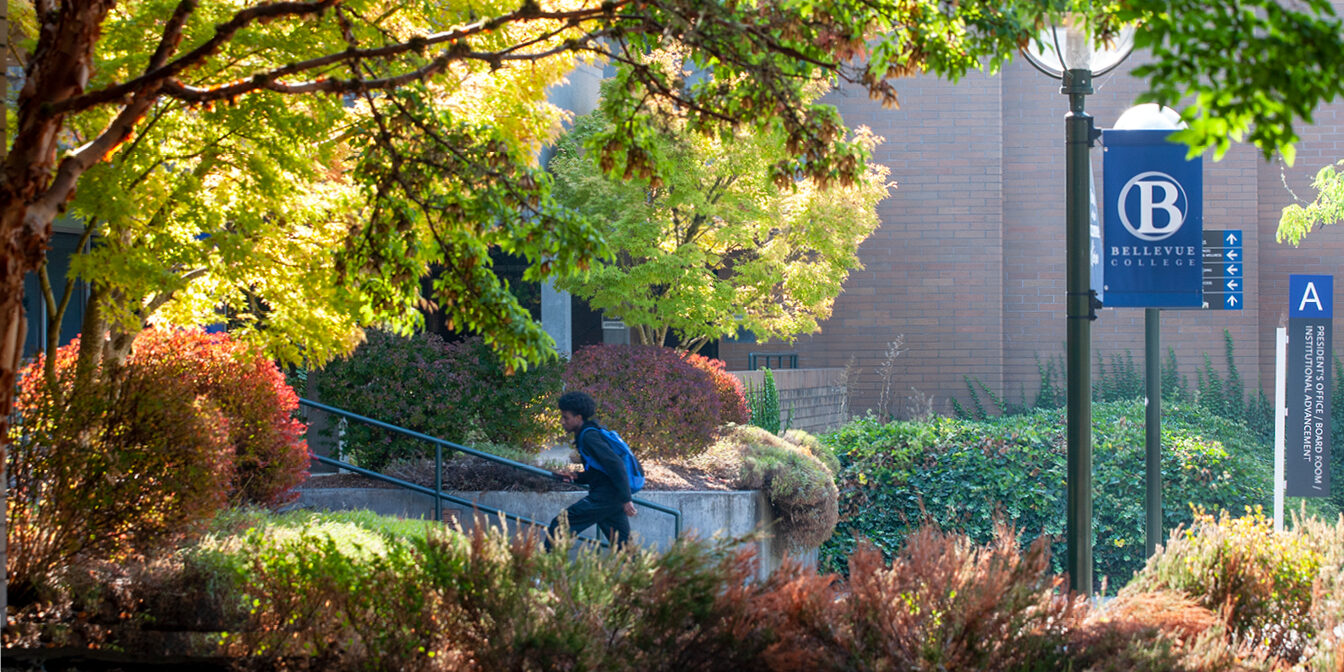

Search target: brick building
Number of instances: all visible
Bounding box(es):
[717,54,1344,418]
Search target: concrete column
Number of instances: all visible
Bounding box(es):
[542,280,572,356]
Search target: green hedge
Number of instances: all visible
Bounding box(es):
[821,400,1272,587]
[316,331,563,470]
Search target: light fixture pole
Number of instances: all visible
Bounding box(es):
[1024,20,1133,596]
[1063,65,1096,595]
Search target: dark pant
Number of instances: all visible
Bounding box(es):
[546,497,630,550]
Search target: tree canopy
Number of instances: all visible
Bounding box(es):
[550,71,890,352]
[1278,160,1344,247]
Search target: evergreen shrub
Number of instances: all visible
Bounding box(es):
[563,344,727,458]
[821,400,1272,586]
[317,331,563,471]
[746,367,784,434]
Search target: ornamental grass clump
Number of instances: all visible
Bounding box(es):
[730,425,839,551]
[749,522,1086,671]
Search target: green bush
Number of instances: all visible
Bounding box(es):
[317,331,563,471]
[1124,509,1344,666]
[194,510,770,671]
[821,400,1272,587]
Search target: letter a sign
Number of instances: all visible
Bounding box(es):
[1288,274,1332,497]
[1101,130,1203,307]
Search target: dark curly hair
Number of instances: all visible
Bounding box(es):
[557,391,596,420]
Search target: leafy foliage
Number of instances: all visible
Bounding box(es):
[1123,0,1344,163]
[1124,509,1344,666]
[317,331,564,472]
[562,344,727,459]
[821,401,1272,587]
[683,352,750,426]
[1280,160,1344,246]
[131,329,310,507]
[7,338,234,604]
[65,85,370,369]
[11,506,1343,670]
[195,511,770,671]
[550,82,890,351]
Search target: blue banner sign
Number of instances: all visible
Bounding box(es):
[1101,130,1203,307]
[1288,274,1332,497]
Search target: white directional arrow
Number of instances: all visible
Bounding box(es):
[1202,301,1210,309]
[1227,279,1240,290]
[1226,249,1240,261]
[1226,264,1240,275]
[1225,232,1239,245]
[1227,295,1239,307]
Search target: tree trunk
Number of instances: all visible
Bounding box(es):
[0,299,25,628]
[0,0,119,627]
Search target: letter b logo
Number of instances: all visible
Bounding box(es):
[1118,171,1187,241]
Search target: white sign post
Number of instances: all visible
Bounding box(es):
[1274,327,1287,532]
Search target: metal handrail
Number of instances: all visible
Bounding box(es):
[298,398,682,538]
[308,453,610,548]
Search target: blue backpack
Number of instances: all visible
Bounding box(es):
[578,426,645,494]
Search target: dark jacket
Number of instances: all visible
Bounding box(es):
[573,420,631,505]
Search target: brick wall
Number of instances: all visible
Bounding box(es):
[731,368,848,434]
[722,28,1344,417]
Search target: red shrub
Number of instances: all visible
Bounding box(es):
[683,352,750,425]
[131,329,309,506]
[8,339,234,603]
[563,345,725,458]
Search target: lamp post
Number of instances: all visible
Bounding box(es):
[1023,19,1133,596]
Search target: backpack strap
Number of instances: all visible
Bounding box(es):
[576,426,603,468]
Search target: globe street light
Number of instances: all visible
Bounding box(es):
[1022,18,1134,596]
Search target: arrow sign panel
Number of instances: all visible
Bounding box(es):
[1201,230,1243,311]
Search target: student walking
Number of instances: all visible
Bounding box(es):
[546,391,638,550]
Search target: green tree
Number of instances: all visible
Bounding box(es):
[6,0,1344,616]
[550,72,890,352]
[1278,160,1344,246]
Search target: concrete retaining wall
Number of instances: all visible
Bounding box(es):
[294,488,815,579]
[731,367,847,434]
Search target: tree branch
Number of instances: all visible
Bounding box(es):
[147,0,200,72]
[140,267,210,318]
[53,0,622,114]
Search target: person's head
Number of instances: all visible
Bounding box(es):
[557,391,596,433]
